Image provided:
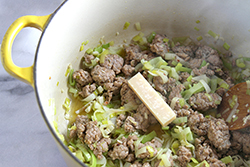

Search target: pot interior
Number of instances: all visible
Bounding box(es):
[34,0,250,165]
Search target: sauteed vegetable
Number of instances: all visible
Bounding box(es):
[63,31,250,167]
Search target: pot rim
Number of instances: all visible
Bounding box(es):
[33,0,86,166]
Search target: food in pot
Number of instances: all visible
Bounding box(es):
[63,31,250,167]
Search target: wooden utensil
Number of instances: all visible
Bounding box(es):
[217,82,250,130]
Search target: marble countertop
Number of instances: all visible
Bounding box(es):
[0,0,68,166]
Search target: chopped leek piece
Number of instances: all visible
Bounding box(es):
[236,58,246,68]
[179,98,186,107]
[232,116,238,122]
[171,126,194,149]
[176,126,193,141]
[175,63,192,73]
[242,68,250,78]
[94,46,103,54]
[187,75,193,82]
[100,50,109,64]
[86,48,94,55]
[82,93,97,103]
[154,70,169,84]
[170,68,180,80]
[80,40,89,52]
[75,150,85,162]
[123,21,130,30]
[194,160,209,167]
[138,36,147,45]
[163,38,170,43]
[216,113,222,118]
[92,109,104,122]
[221,57,232,70]
[107,159,116,167]
[200,60,207,68]
[113,128,126,135]
[162,126,170,130]
[191,157,199,164]
[134,63,143,72]
[100,121,115,138]
[147,31,156,43]
[205,115,211,118]
[196,20,200,24]
[170,97,180,109]
[141,59,154,71]
[63,97,71,113]
[69,125,77,131]
[133,32,144,42]
[136,146,148,157]
[80,45,84,52]
[226,101,239,123]
[68,69,76,87]
[192,75,210,83]
[96,155,107,167]
[68,145,75,152]
[65,64,72,77]
[159,150,172,167]
[139,43,148,50]
[231,155,250,166]
[164,53,177,60]
[84,57,99,69]
[171,60,178,66]
[208,30,217,38]
[76,142,91,162]
[172,117,188,124]
[49,98,56,115]
[142,57,169,83]
[182,82,205,100]
[141,131,157,144]
[102,43,110,49]
[160,65,172,73]
[215,100,221,105]
[216,77,229,90]
[187,162,196,166]
[149,56,168,68]
[97,86,104,94]
[205,93,213,102]
[194,27,200,31]
[197,36,203,41]
[243,115,250,126]
[184,81,192,89]
[124,162,132,167]
[109,46,126,57]
[223,42,230,51]
[84,40,89,45]
[200,79,211,93]
[171,140,179,154]
[89,150,97,167]
[229,95,238,109]
[146,146,155,158]
[220,156,233,164]
[135,22,141,31]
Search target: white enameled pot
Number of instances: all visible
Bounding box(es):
[2,0,250,166]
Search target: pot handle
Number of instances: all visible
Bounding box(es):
[1,14,51,87]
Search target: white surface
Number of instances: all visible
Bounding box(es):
[0,0,67,167]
